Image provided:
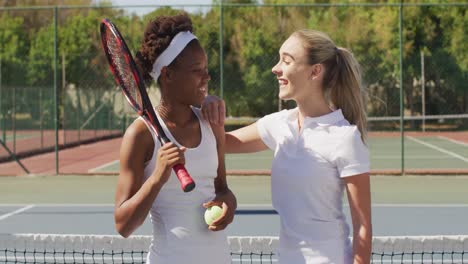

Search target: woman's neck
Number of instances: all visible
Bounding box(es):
[295,95,332,130]
[296,93,332,116]
[157,100,194,127]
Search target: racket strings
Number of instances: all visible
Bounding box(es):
[106,30,143,109]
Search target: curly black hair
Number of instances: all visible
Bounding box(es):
[135,13,193,83]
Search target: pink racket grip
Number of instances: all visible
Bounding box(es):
[173,164,195,192]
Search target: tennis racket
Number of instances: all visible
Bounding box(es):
[100,18,195,192]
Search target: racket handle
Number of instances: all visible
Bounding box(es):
[173,164,195,192]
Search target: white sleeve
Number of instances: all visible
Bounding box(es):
[333,127,370,178]
[256,113,277,150]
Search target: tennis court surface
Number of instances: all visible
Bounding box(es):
[85,131,467,175]
[3,130,465,176]
[1,175,468,263]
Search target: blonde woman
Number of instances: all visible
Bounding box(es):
[203,29,372,264]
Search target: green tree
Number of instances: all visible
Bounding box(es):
[438,5,467,113]
[402,4,467,118]
[221,5,285,116]
[0,12,27,85]
[27,23,54,86]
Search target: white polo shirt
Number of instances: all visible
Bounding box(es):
[257,108,369,264]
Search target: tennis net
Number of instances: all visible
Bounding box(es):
[1,234,468,263]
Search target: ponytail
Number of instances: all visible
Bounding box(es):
[329,48,367,141]
[293,30,367,142]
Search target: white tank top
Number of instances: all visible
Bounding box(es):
[141,107,230,264]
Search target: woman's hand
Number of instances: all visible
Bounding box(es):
[203,188,237,231]
[201,95,226,126]
[152,142,186,185]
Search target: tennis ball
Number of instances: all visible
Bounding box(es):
[204,205,223,225]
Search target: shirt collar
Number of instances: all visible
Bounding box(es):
[288,107,345,127]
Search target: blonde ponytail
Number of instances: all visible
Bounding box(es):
[330,47,367,141]
[293,30,367,142]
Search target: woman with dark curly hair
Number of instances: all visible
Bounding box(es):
[113,13,235,264]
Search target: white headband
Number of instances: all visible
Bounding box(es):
[149,31,197,82]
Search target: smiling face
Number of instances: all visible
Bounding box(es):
[162,40,210,106]
[271,35,317,101]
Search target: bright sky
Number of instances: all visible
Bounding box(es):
[100,0,214,16]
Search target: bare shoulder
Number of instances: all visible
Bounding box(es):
[193,106,224,140]
[121,119,155,163]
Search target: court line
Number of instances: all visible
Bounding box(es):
[0,204,35,221]
[88,160,119,173]
[370,204,468,208]
[437,136,468,147]
[0,203,113,207]
[1,203,467,208]
[406,136,468,163]
[227,156,272,160]
[91,156,273,173]
[372,155,453,159]
[236,204,468,209]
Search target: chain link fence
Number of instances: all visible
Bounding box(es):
[0,3,466,174]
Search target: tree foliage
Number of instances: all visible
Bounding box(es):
[0,13,27,85]
[0,2,466,120]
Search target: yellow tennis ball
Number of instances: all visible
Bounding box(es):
[204,205,223,225]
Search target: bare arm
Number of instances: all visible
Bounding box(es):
[114,120,185,237]
[226,123,268,153]
[204,122,237,231]
[344,173,372,264]
[201,95,267,154]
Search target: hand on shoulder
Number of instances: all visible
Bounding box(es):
[201,95,225,126]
